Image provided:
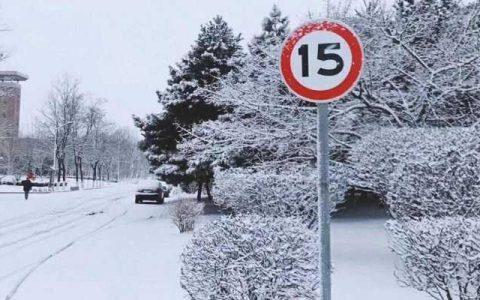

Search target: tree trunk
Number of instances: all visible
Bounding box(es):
[57,157,62,182]
[49,169,54,187]
[197,181,203,201]
[79,157,84,182]
[92,162,98,181]
[205,179,213,201]
[61,160,66,182]
[446,289,453,300]
[74,158,79,182]
[74,149,79,182]
[74,154,80,182]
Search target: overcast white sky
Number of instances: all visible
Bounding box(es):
[0,0,392,134]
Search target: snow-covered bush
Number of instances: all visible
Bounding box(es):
[387,217,480,300]
[171,200,204,233]
[349,127,480,219]
[181,215,318,299]
[213,164,348,228]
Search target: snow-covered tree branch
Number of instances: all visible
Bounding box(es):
[387,217,480,300]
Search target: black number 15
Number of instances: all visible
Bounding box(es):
[298,43,344,77]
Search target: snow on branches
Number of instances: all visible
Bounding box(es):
[213,165,348,228]
[171,200,204,233]
[181,215,318,300]
[387,217,480,300]
[349,126,480,219]
[178,43,358,170]
[353,0,480,127]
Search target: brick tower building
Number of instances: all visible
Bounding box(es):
[0,71,28,174]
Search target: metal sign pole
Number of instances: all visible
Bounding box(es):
[280,19,363,300]
[317,102,331,300]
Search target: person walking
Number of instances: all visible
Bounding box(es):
[21,178,33,200]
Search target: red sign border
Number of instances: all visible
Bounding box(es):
[280,19,364,102]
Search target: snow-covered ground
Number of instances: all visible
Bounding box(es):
[0,183,199,300]
[332,219,428,300]
[0,183,428,300]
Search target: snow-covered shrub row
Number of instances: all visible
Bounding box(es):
[213,164,348,228]
[171,200,204,233]
[387,217,480,300]
[181,215,318,300]
[349,127,480,219]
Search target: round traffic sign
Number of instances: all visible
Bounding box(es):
[280,19,363,102]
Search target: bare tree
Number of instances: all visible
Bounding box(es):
[39,75,83,182]
[109,127,148,181]
[82,100,113,183]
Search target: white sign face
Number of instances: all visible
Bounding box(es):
[291,31,353,92]
[280,20,364,102]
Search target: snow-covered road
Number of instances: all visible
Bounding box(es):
[0,183,195,300]
[0,184,429,300]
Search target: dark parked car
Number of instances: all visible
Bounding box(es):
[135,180,165,204]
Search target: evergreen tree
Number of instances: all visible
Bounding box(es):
[245,5,290,94]
[248,5,289,57]
[135,16,244,200]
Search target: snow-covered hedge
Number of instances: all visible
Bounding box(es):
[171,200,204,233]
[213,165,348,227]
[181,215,318,299]
[387,217,480,300]
[349,127,480,218]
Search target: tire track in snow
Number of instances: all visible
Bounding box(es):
[4,208,129,300]
[0,215,104,282]
[0,194,117,231]
[0,196,123,253]
[0,195,127,286]
[0,215,86,250]
[0,194,105,228]
[0,196,122,237]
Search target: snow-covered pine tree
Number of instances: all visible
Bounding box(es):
[248,5,289,57]
[134,16,244,200]
[246,5,292,104]
[177,7,292,171]
[177,11,351,218]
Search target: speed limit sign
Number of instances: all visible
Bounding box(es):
[280,20,363,102]
[279,20,363,300]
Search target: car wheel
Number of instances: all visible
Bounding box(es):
[135,198,141,204]
[157,195,164,204]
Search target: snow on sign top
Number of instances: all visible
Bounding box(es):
[280,19,363,102]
